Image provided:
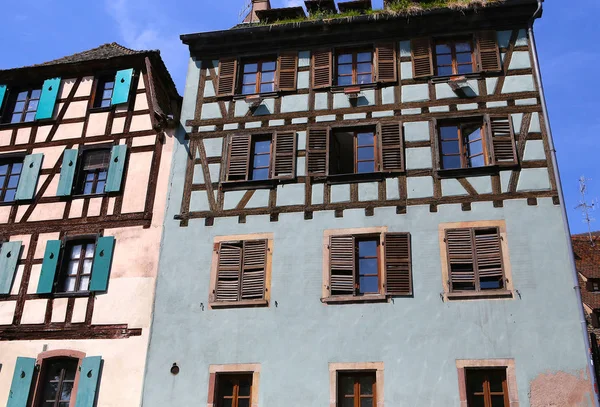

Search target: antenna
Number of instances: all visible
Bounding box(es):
[238,0,252,23]
[575,176,597,246]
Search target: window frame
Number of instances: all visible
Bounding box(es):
[74,145,112,197]
[466,368,509,407]
[208,364,261,407]
[91,73,116,110]
[337,371,377,407]
[0,154,25,204]
[329,362,384,407]
[334,48,375,87]
[56,237,97,295]
[249,134,273,181]
[329,127,379,177]
[456,359,518,407]
[209,233,273,309]
[439,220,514,301]
[1,87,43,124]
[239,57,278,96]
[214,373,253,407]
[31,349,86,407]
[438,119,488,171]
[434,37,476,77]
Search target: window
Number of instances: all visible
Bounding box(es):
[38,358,78,407]
[336,50,373,86]
[241,59,276,95]
[4,88,42,123]
[587,279,600,292]
[435,39,475,76]
[0,158,23,202]
[466,368,509,407]
[78,149,110,195]
[250,136,272,180]
[93,75,115,108]
[325,229,411,301]
[439,121,486,170]
[215,374,252,407]
[330,129,377,175]
[59,239,95,293]
[211,235,272,308]
[338,372,376,407]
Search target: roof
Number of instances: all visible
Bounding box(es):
[573,233,600,309]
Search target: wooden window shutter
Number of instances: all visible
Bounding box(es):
[485,115,517,166]
[474,228,504,282]
[37,240,62,294]
[227,134,251,181]
[277,53,298,92]
[35,77,61,120]
[446,229,475,291]
[411,38,433,78]
[384,233,412,296]
[7,357,36,407]
[378,122,404,172]
[477,31,501,72]
[312,49,332,89]
[56,149,79,197]
[105,145,127,192]
[0,241,22,295]
[329,235,355,295]
[15,153,43,201]
[0,85,7,111]
[215,243,242,301]
[111,69,134,105]
[241,240,267,300]
[89,236,115,292]
[272,131,297,179]
[306,127,329,176]
[74,356,103,407]
[217,59,238,97]
[375,43,397,83]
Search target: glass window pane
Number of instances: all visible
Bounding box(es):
[357,63,372,74]
[438,66,453,76]
[96,181,106,193]
[261,71,275,83]
[357,52,372,62]
[480,277,502,290]
[86,171,96,182]
[339,376,354,396]
[491,395,507,407]
[241,85,255,95]
[243,74,256,85]
[357,133,374,146]
[357,147,374,161]
[470,396,486,407]
[358,239,377,256]
[254,140,271,154]
[359,376,373,395]
[8,175,19,189]
[101,99,111,108]
[16,91,28,101]
[457,53,472,64]
[436,44,451,54]
[85,244,95,258]
[221,399,233,407]
[0,165,8,175]
[468,141,483,157]
[338,65,352,75]
[442,141,460,155]
[338,76,353,86]
[260,83,274,93]
[103,90,113,100]
[4,189,16,202]
[12,163,22,174]
[84,182,94,195]
[262,61,276,71]
[13,101,26,113]
[24,112,36,122]
[239,379,251,396]
[253,154,270,168]
[252,168,270,180]
[31,89,42,99]
[442,155,461,169]
[238,399,250,407]
[68,261,79,276]
[458,64,474,74]
[220,379,234,396]
[60,382,74,402]
[357,74,372,84]
[338,54,352,64]
[98,171,107,181]
[43,380,59,400]
[0,176,5,187]
[105,81,115,90]
[440,126,459,140]
[357,161,375,173]
[489,371,506,392]
[361,398,373,407]
[469,155,485,168]
[243,63,258,73]
[436,54,452,66]
[83,260,93,275]
[11,114,22,124]
[80,275,90,291]
[27,100,39,111]
[342,398,354,407]
[456,42,471,52]
[64,276,76,292]
[359,276,379,293]
[71,245,82,259]
[359,259,378,276]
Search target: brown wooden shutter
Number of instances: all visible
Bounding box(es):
[272,131,297,180]
[375,43,397,83]
[329,235,355,295]
[485,115,517,166]
[277,53,298,92]
[217,59,238,97]
[215,243,242,301]
[312,49,332,89]
[306,127,329,176]
[384,233,412,296]
[411,38,433,78]
[227,134,251,181]
[241,240,267,300]
[474,228,504,282]
[378,122,404,172]
[446,229,475,291]
[477,31,501,72]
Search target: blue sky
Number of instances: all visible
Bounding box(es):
[1,0,598,233]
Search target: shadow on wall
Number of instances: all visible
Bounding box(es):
[175,124,192,160]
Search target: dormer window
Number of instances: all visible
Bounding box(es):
[336,50,373,86]
[241,59,277,95]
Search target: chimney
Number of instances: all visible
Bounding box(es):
[244,0,271,23]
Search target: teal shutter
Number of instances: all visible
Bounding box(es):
[35,77,61,120]
[37,240,61,294]
[74,356,102,407]
[7,357,35,407]
[0,241,22,295]
[15,154,43,201]
[105,145,127,193]
[111,69,134,105]
[56,149,79,197]
[0,85,7,110]
[89,237,115,292]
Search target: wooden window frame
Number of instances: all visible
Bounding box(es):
[30,349,86,407]
[329,126,379,177]
[434,37,476,77]
[74,146,112,197]
[249,134,273,181]
[337,371,377,407]
[456,359,519,407]
[1,87,43,124]
[335,48,374,87]
[57,237,96,294]
[439,221,514,301]
[208,364,260,407]
[329,362,384,407]
[239,58,277,96]
[438,119,488,171]
[0,156,24,203]
[92,74,116,109]
[209,233,273,309]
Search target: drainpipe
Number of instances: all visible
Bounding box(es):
[528,1,600,403]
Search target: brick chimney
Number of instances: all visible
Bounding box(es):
[244,0,271,23]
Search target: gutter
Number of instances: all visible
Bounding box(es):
[528,1,600,403]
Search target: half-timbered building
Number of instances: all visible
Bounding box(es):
[0,43,180,406]
[143,0,597,406]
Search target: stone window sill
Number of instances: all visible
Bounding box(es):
[445,290,513,301]
[209,299,269,309]
[220,179,278,191]
[321,294,388,304]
